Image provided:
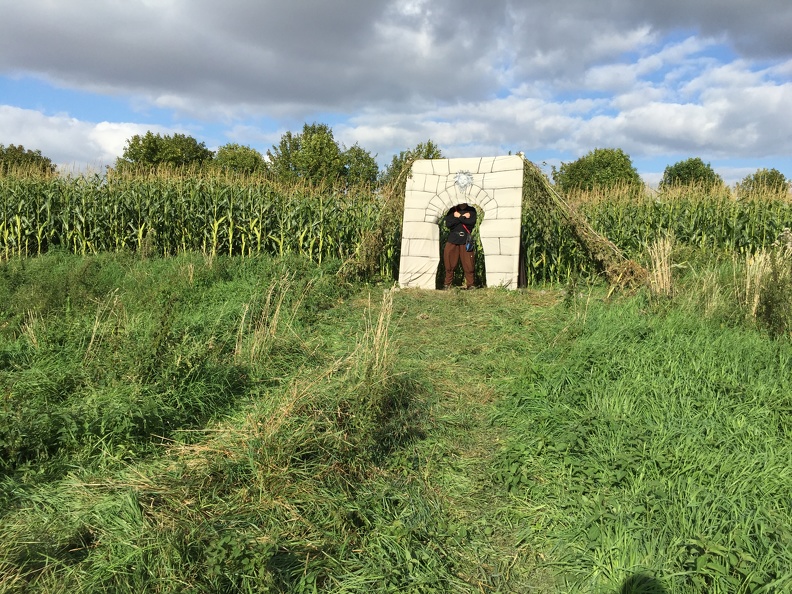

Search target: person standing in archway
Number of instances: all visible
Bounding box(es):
[442,202,477,290]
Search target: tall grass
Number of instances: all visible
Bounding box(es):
[2,250,792,591]
[0,257,463,592]
[491,297,792,593]
[0,252,349,479]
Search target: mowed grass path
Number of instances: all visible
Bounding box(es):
[375,287,565,592]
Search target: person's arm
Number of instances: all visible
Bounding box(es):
[445,209,461,229]
[461,207,477,227]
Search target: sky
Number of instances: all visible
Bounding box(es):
[1,0,791,187]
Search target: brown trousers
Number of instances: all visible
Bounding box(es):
[443,242,475,287]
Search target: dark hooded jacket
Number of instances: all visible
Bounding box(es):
[445,204,477,245]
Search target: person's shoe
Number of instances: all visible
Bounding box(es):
[442,284,452,291]
[465,285,476,290]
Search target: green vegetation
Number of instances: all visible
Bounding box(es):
[0,245,791,592]
[214,143,267,175]
[0,172,382,271]
[2,165,791,286]
[2,133,792,591]
[378,140,443,188]
[570,184,792,258]
[265,123,379,187]
[661,158,724,191]
[736,168,790,198]
[0,144,55,176]
[551,148,642,193]
[116,132,215,170]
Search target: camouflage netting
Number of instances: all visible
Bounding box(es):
[521,158,648,288]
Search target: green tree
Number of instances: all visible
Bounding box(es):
[551,148,642,192]
[0,143,55,174]
[343,143,379,186]
[116,131,214,169]
[266,123,345,185]
[213,143,265,174]
[736,168,789,196]
[379,140,443,188]
[266,123,379,187]
[660,157,723,189]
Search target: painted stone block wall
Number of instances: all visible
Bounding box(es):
[398,155,524,289]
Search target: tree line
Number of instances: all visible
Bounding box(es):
[550,147,790,195]
[110,123,441,189]
[2,127,789,194]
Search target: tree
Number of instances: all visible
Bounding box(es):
[266,123,345,186]
[0,143,55,174]
[379,140,443,188]
[266,123,379,187]
[213,143,265,174]
[736,168,789,196]
[660,157,723,189]
[343,143,379,186]
[551,148,642,192]
[116,131,213,169]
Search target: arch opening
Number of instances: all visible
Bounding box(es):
[435,202,488,289]
[399,156,524,290]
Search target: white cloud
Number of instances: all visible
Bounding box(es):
[0,0,790,180]
[0,105,175,170]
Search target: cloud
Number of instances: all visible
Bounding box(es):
[0,0,790,181]
[0,105,171,169]
[2,0,789,119]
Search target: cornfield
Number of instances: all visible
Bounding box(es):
[0,171,381,266]
[576,183,792,255]
[520,179,792,283]
[2,169,791,284]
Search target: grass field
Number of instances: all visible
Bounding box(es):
[1,251,791,593]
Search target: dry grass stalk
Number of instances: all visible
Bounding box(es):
[648,234,674,298]
[736,228,792,322]
[249,284,286,361]
[84,289,121,363]
[700,269,725,317]
[743,251,770,319]
[234,274,308,364]
[364,288,394,381]
[20,310,41,350]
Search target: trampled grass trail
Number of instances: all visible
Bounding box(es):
[1,253,791,593]
[372,284,792,593]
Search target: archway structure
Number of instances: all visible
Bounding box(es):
[398,155,524,289]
